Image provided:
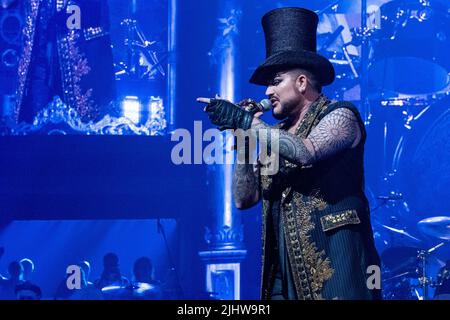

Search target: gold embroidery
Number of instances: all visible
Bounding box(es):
[320,210,361,232]
[296,94,330,138]
[282,192,334,300]
[260,95,334,300]
[297,194,334,296]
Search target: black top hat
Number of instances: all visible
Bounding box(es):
[249,7,335,86]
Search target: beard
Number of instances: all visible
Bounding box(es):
[272,109,285,120]
[271,98,299,120]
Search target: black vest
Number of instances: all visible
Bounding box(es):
[260,96,381,300]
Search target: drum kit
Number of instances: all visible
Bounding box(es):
[115,0,168,82]
[110,1,168,126]
[316,0,450,300]
[318,0,450,103]
[380,217,450,300]
[114,18,166,81]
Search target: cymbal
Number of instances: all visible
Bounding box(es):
[381,224,421,242]
[102,282,160,299]
[101,285,131,299]
[132,282,160,297]
[418,216,450,240]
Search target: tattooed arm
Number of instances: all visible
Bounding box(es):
[252,108,362,165]
[232,149,261,209]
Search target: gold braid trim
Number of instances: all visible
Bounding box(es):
[278,94,334,300]
[296,95,330,138]
[260,95,334,299]
[296,193,333,297]
[281,191,333,300]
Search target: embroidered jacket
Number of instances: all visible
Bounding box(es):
[260,96,381,300]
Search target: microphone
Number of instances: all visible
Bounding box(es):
[230,98,272,152]
[258,99,273,113]
[239,98,272,114]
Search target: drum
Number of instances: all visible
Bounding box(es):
[368,0,450,97]
[383,276,418,300]
[322,50,360,100]
[390,96,450,222]
[435,264,450,300]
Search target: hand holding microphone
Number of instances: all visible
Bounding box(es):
[197,96,272,131]
[237,98,272,115]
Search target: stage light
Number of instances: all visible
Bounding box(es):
[148,96,164,120]
[121,95,141,124]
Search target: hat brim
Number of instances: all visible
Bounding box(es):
[249,50,335,86]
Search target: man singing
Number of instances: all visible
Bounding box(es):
[198,7,381,300]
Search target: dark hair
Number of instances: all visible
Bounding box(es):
[291,68,322,93]
[103,252,119,267]
[133,257,153,283]
[271,67,322,93]
[133,257,153,274]
[306,72,322,93]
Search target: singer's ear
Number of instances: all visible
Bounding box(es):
[295,74,307,94]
